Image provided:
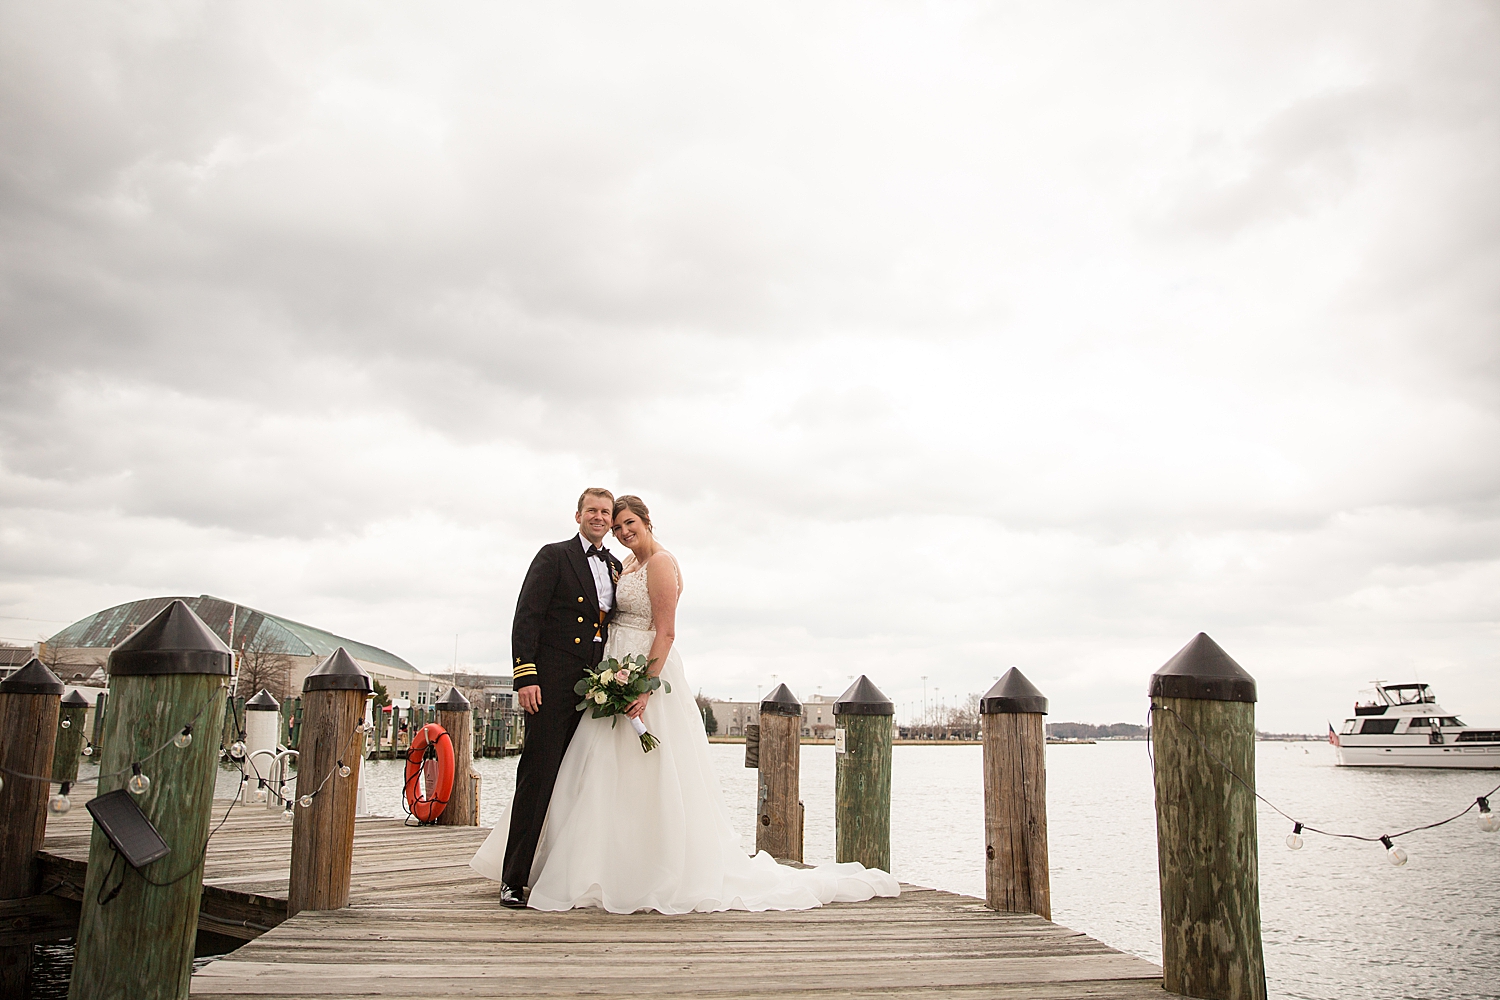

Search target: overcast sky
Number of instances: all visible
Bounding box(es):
[2,2,1496,732]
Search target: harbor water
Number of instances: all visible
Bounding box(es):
[350,738,1499,1000]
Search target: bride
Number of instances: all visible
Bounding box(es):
[471,494,899,913]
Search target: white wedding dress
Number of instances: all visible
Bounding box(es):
[471,561,899,912]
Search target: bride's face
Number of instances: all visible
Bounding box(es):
[612,509,650,548]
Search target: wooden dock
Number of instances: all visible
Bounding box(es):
[38,802,1163,999]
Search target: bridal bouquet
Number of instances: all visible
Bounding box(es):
[574,653,671,751]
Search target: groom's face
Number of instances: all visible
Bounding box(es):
[576,494,613,545]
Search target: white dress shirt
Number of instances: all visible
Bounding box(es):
[578,534,614,615]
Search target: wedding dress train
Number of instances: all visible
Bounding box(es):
[470,565,899,912]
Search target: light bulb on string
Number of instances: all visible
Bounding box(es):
[229,740,246,760]
[127,764,151,797]
[282,802,295,822]
[1285,823,1304,850]
[81,744,93,757]
[1478,796,1499,834]
[253,779,267,803]
[338,760,351,778]
[60,718,71,729]
[49,782,72,815]
[1379,835,1408,867]
[173,726,193,749]
[299,794,313,808]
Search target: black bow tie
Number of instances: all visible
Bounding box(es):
[587,545,610,562]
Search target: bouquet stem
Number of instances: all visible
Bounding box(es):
[628,715,660,752]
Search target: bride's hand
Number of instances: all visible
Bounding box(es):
[625,692,650,720]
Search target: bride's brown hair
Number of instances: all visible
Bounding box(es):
[613,495,653,531]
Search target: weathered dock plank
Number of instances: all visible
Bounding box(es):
[39,796,1163,999]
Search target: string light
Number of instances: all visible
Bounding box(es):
[338,761,351,778]
[49,782,72,815]
[60,718,71,729]
[1149,703,1499,869]
[299,794,313,808]
[173,726,193,749]
[127,764,151,797]
[82,743,94,757]
[1478,797,1499,834]
[281,802,295,822]
[228,740,246,760]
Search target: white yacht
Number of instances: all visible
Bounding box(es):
[1333,682,1500,768]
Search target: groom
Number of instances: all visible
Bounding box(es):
[499,487,623,907]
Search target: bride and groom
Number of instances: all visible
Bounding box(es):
[470,488,899,913]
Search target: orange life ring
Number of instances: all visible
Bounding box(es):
[404,723,454,823]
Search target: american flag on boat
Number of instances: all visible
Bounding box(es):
[1327,722,1340,747]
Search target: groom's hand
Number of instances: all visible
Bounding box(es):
[518,685,542,714]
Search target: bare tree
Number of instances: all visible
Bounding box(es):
[236,632,293,701]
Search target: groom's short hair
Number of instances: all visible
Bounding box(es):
[577,488,615,512]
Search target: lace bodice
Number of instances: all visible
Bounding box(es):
[612,568,654,632]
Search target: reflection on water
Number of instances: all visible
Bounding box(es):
[38,741,1496,1000]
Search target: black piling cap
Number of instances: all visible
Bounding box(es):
[108,600,232,677]
[759,683,801,717]
[61,688,91,706]
[435,686,471,711]
[302,647,373,694]
[1149,632,1257,704]
[0,658,65,695]
[980,667,1048,715]
[244,689,281,711]
[834,675,894,716]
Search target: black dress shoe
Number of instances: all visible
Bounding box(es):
[499,885,526,909]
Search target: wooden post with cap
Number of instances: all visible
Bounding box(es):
[52,688,91,785]
[0,658,64,996]
[435,685,477,826]
[756,684,802,861]
[1150,632,1266,1000]
[70,600,231,1000]
[980,667,1050,917]
[288,648,371,917]
[834,675,894,872]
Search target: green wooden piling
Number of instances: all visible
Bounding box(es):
[1150,632,1266,1000]
[53,688,91,784]
[0,659,65,996]
[71,600,231,1000]
[833,675,894,872]
[91,691,108,756]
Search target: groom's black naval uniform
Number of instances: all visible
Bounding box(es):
[503,534,622,896]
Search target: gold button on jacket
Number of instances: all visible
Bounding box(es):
[577,616,584,623]
[574,637,581,644]
[577,596,584,603]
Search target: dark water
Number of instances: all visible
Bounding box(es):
[36,743,1498,999]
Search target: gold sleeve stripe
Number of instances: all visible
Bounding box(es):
[513,664,538,679]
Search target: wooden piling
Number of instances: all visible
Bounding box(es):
[980,667,1050,918]
[287,648,371,917]
[90,691,108,756]
[52,688,91,784]
[0,658,65,996]
[833,675,893,872]
[71,600,231,1000]
[435,686,477,826]
[756,684,802,862]
[1150,632,1266,1000]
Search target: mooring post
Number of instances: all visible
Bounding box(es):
[0,658,65,996]
[287,648,371,917]
[980,667,1051,918]
[53,688,91,785]
[435,686,477,826]
[756,684,802,861]
[71,600,231,1000]
[834,675,894,872]
[90,691,107,756]
[242,689,281,803]
[1150,632,1266,1000]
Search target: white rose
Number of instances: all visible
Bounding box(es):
[598,669,614,684]
[593,690,608,704]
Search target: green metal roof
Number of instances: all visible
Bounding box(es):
[47,595,418,674]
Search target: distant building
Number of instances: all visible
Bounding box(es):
[44,594,435,702]
[0,643,36,683]
[708,693,839,738]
